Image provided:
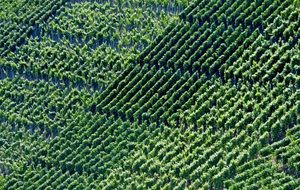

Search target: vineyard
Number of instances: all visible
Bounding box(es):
[0,0,299,189]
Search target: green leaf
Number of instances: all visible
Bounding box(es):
[0,175,5,190]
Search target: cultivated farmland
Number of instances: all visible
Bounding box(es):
[0,0,299,189]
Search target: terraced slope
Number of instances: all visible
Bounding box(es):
[0,0,299,189]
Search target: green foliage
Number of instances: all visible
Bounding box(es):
[1,0,300,189]
[0,176,4,190]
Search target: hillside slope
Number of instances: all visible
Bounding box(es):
[1,0,300,189]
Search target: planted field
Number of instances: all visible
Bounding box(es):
[0,0,299,189]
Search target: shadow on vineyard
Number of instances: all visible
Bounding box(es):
[0,0,299,189]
